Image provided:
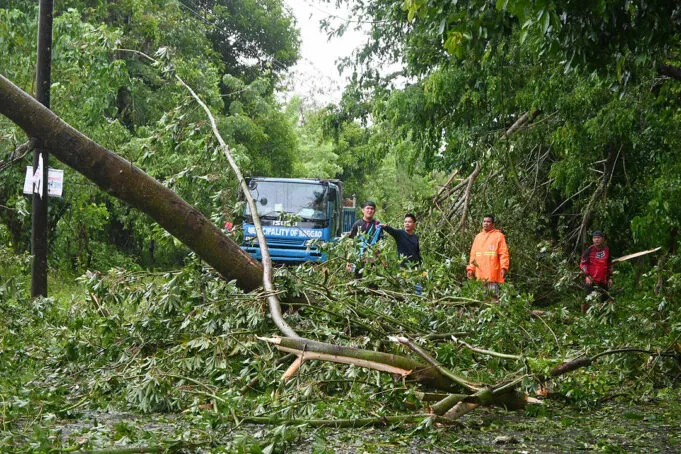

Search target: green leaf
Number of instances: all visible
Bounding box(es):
[541,9,550,34]
[519,28,529,44]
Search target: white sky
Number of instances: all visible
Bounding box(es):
[282,0,367,106]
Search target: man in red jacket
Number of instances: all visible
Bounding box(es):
[579,231,613,313]
[466,214,510,299]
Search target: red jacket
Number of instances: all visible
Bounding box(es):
[466,229,510,283]
[580,245,612,285]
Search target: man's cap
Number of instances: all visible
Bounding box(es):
[362,201,376,208]
[592,230,605,238]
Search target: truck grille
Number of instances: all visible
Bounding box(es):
[268,238,307,247]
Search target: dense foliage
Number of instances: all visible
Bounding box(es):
[312,0,681,295]
[1,0,681,451]
[1,237,681,450]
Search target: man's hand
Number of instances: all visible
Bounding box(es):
[607,278,613,288]
[346,262,354,273]
[501,269,507,279]
[585,275,593,286]
[467,271,474,279]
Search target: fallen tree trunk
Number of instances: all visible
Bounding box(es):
[259,336,460,391]
[431,384,533,415]
[0,74,263,292]
[260,334,543,421]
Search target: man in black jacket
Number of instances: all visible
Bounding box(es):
[381,213,421,267]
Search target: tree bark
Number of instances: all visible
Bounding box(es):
[0,74,263,292]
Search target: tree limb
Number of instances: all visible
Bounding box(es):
[452,336,523,361]
[0,138,36,173]
[458,163,482,231]
[115,48,298,338]
[550,347,679,377]
[169,58,298,338]
[574,144,619,249]
[391,336,481,391]
[259,336,461,391]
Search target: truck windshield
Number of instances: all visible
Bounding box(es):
[244,181,328,220]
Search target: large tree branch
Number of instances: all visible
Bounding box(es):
[550,347,679,377]
[259,336,462,391]
[502,109,542,139]
[0,73,263,292]
[112,48,297,337]
[391,336,481,391]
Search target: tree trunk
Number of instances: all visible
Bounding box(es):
[0,74,263,292]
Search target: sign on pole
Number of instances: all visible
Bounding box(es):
[23,165,64,197]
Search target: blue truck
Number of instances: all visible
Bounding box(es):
[241,177,356,263]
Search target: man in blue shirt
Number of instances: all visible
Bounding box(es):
[346,201,384,275]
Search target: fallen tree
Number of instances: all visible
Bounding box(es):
[155,66,539,419]
[4,70,678,427]
[0,74,263,292]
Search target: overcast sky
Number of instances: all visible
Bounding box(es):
[282,0,367,105]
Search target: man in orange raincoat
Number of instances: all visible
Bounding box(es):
[466,214,510,298]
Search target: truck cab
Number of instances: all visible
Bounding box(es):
[241,177,355,263]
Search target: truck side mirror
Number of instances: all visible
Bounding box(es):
[327,187,337,201]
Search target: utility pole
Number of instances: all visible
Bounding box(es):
[31,0,54,297]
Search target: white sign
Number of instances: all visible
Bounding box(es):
[23,165,64,198]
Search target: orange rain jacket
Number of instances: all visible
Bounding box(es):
[466,228,510,283]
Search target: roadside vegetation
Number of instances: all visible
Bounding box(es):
[1,226,681,451]
[2,0,681,452]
